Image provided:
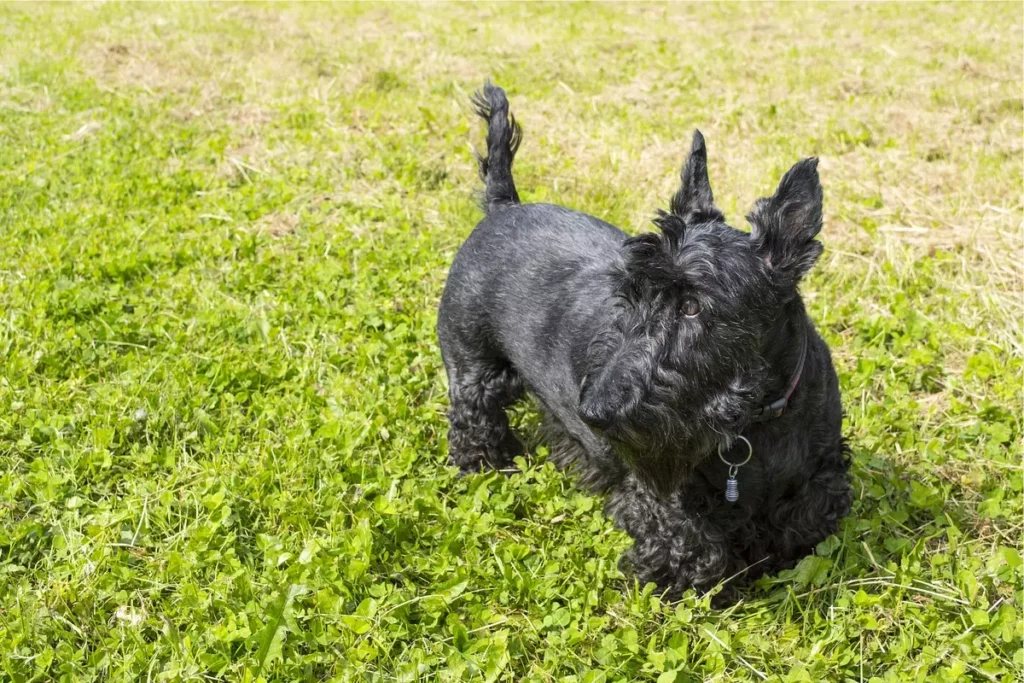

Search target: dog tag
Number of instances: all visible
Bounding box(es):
[718,436,753,504]
[724,475,739,502]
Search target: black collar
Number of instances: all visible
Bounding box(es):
[749,326,808,423]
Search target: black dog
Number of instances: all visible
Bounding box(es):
[437,83,851,601]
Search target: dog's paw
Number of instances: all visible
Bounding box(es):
[487,430,524,471]
[448,429,524,476]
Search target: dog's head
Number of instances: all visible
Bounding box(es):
[578,131,825,495]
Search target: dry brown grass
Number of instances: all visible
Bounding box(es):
[6,2,1021,349]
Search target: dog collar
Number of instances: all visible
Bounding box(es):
[749,326,808,423]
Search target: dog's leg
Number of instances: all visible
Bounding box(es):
[756,461,852,572]
[445,361,524,474]
[540,405,625,493]
[608,476,741,602]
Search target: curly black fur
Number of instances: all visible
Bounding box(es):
[437,83,852,602]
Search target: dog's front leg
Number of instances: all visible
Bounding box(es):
[607,476,739,601]
[757,459,852,571]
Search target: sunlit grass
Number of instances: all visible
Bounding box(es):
[0,3,1020,681]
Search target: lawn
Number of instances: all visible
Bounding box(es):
[0,3,1021,682]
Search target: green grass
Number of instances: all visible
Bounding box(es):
[0,3,1021,681]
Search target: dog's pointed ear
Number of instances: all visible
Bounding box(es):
[668,130,723,224]
[748,158,824,288]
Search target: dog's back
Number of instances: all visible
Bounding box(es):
[440,83,626,385]
[439,202,622,395]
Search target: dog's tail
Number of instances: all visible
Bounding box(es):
[470,82,522,213]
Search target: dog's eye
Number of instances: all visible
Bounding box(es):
[682,296,701,317]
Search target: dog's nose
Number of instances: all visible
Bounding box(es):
[579,386,638,431]
[579,366,641,432]
[579,399,616,431]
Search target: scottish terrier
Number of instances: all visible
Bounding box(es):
[437,83,851,601]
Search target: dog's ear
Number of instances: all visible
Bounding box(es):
[668,130,724,225]
[747,158,824,288]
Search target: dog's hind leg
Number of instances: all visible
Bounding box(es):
[443,358,525,474]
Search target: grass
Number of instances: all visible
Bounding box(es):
[0,3,1021,681]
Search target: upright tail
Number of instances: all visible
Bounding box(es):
[470,82,522,213]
